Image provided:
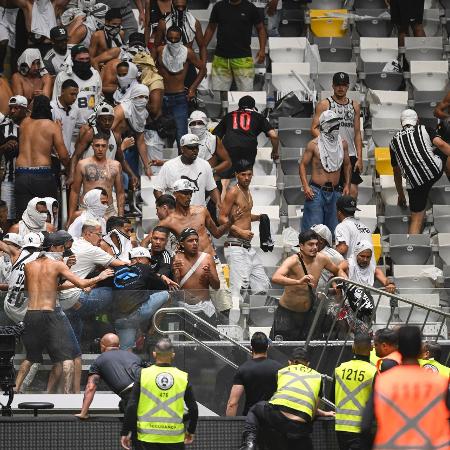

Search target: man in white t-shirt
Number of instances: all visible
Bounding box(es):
[334,195,372,258]
[153,134,221,207]
[61,220,126,341]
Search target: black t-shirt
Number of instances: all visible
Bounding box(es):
[233,357,284,415]
[209,0,262,58]
[89,349,143,395]
[213,109,273,164]
[113,263,168,317]
[150,250,174,279]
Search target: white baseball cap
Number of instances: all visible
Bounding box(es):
[22,232,43,248]
[129,247,151,259]
[96,102,114,117]
[400,109,418,127]
[310,224,333,247]
[173,179,194,192]
[9,95,28,108]
[3,233,22,247]
[180,134,199,147]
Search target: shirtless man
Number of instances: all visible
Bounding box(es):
[68,102,138,189]
[15,232,113,394]
[11,48,53,103]
[219,160,271,324]
[172,227,219,328]
[300,110,351,235]
[89,8,124,59]
[69,135,125,222]
[157,179,239,317]
[111,83,153,178]
[270,229,346,341]
[14,95,70,219]
[156,25,206,145]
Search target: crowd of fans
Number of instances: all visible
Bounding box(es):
[0,0,447,401]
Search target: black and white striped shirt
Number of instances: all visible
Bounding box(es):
[0,118,19,183]
[389,125,443,189]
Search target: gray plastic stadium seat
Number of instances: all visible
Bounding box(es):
[197,91,221,119]
[413,90,443,129]
[249,295,277,327]
[280,147,303,175]
[362,62,404,91]
[309,0,343,7]
[278,9,304,37]
[354,0,386,7]
[313,36,352,62]
[382,205,410,235]
[444,265,450,290]
[429,176,450,205]
[433,205,450,233]
[278,117,312,148]
[389,234,432,265]
[355,10,393,37]
[283,175,306,205]
[438,233,450,265]
[404,37,444,62]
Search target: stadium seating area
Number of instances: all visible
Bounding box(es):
[137,0,450,339]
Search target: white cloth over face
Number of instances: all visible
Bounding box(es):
[113,62,140,104]
[120,83,149,133]
[348,240,376,286]
[162,41,188,74]
[318,133,344,173]
[31,0,57,39]
[43,197,58,228]
[102,229,132,262]
[21,198,47,233]
[17,48,44,72]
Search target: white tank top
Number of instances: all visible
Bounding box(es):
[4,250,40,323]
[83,126,118,160]
[327,97,356,157]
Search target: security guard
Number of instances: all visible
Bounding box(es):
[333,332,376,450]
[240,347,334,450]
[361,325,450,450]
[419,341,450,377]
[373,328,402,373]
[120,338,198,450]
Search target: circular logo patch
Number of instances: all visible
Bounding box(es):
[422,364,438,373]
[156,372,174,390]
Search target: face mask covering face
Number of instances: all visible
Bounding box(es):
[72,60,93,80]
[189,124,207,140]
[162,40,187,74]
[318,122,343,173]
[44,252,64,261]
[104,24,121,37]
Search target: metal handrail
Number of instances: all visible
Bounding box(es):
[152,307,251,369]
[305,277,450,372]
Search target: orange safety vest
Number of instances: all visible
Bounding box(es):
[376,350,402,373]
[373,365,450,450]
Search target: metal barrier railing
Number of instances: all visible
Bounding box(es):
[306,277,450,372]
[152,307,251,369]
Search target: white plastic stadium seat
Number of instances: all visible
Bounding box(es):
[366,90,408,119]
[250,175,279,206]
[356,176,374,205]
[227,91,267,113]
[271,62,310,92]
[268,37,307,63]
[438,233,450,265]
[404,37,444,61]
[429,175,450,205]
[381,205,410,235]
[251,206,280,236]
[250,234,285,266]
[253,148,275,176]
[422,9,441,37]
[142,205,158,232]
[371,117,400,147]
[282,175,307,205]
[280,147,303,175]
[317,62,357,90]
[278,117,312,148]
[397,294,441,322]
[359,37,398,63]
[379,175,407,206]
[140,176,159,207]
[393,265,436,293]
[410,61,449,92]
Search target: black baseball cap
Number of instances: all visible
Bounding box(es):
[332,72,350,86]
[50,26,68,41]
[43,231,73,249]
[291,347,310,362]
[71,44,89,58]
[128,32,146,47]
[336,195,360,213]
[238,95,256,110]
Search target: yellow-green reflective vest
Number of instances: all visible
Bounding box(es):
[137,365,188,443]
[418,359,450,378]
[334,359,376,433]
[269,364,322,419]
[369,349,379,367]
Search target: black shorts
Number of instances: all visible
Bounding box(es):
[14,168,58,220]
[270,304,313,341]
[22,310,74,363]
[407,179,436,213]
[390,0,424,31]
